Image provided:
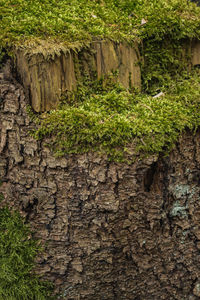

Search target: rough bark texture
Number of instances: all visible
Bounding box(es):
[0,70,200,300]
[15,41,141,112]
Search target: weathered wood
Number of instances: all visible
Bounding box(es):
[191,40,200,66]
[15,41,141,112]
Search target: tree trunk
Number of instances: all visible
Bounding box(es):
[1,67,200,300]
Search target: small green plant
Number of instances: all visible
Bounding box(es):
[0,207,54,300]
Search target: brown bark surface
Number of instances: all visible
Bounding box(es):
[0,70,200,299]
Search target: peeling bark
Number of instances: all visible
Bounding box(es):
[0,72,200,300]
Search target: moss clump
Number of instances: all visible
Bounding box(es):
[32,70,200,161]
[0,207,54,300]
[139,0,200,92]
[0,0,140,50]
[0,0,200,50]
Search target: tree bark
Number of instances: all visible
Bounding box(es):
[1,69,200,300]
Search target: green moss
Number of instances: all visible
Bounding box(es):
[32,70,200,161]
[0,0,200,50]
[0,207,54,300]
[1,0,200,160]
[0,0,140,50]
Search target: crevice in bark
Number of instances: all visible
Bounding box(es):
[143,161,157,192]
[25,197,38,215]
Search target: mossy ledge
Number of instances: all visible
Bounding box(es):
[31,70,200,162]
[1,0,200,161]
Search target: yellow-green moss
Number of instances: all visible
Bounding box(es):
[0,0,200,51]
